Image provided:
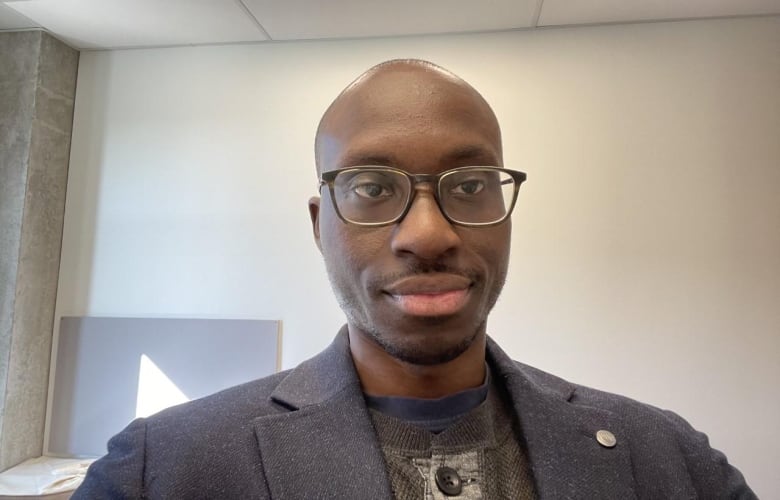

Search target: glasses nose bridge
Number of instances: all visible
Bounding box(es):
[399,172,453,229]
[408,173,439,189]
[405,172,443,208]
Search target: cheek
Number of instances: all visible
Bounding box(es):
[319,209,346,256]
[320,213,389,275]
[466,225,511,275]
[495,226,512,264]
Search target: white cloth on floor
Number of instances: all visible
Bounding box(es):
[0,456,96,495]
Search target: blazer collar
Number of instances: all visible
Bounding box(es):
[268,324,357,409]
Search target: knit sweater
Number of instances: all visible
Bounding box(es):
[368,382,537,500]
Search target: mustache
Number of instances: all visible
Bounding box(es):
[367,262,481,292]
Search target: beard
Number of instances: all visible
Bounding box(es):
[323,258,507,366]
[363,316,484,365]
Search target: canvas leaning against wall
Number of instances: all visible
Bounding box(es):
[46,317,281,457]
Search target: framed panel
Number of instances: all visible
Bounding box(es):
[47,317,281,457]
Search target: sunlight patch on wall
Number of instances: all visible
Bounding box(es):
[135,354,190,418]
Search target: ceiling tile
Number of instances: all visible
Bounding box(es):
[538,0,780,26]
[4,0,269,49]
[242,0,540,40]
[0,2,39,30]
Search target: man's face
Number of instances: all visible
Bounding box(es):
[311,67,511,365]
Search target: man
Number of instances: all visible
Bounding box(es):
[74,60,755,499]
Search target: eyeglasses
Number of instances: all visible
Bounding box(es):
[319,166,527,227]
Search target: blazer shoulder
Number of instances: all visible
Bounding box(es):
[504,357,705,434]
[74,370,292,499]
[509,361,756,499]
[513,361,729,454]
[150,368,292,425]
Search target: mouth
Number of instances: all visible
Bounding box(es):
[383,273,473,317]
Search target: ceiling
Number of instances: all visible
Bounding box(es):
[1,0,779,50]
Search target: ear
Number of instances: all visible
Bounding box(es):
[308,196,323,252]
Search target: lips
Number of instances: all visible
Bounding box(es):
[383,273,473,317]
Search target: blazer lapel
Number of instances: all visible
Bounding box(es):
[253,328,394,500]
[487,339,638,499]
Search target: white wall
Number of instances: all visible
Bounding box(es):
[56,17,780,496]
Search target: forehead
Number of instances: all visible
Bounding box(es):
[317,67,502,173]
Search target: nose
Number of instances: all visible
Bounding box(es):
[390,188,461,261]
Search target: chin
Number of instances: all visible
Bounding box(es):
[368,322,481,366]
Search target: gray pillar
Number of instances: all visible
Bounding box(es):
[0,30,78,471]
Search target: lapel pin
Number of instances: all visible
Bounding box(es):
[596,429,617,448]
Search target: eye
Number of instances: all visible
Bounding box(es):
[345,172,397,199]
[354,182,393,199]
[450,179,485,195]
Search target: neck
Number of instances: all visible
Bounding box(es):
[348,325,487,399]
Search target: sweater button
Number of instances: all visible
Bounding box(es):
[435,466,463,496]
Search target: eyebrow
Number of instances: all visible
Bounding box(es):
[338,145,498,169]
[339,153,398,168]
[441,145,498,165]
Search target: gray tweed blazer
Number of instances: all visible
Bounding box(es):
[73,328,755,499]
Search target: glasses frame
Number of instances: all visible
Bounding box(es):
[318,165,527,228]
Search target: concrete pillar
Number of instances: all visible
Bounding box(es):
[0,30,78,471]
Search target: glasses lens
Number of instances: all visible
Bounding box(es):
[332,168,411,224]
[438,168,516,225]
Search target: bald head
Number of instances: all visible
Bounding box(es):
[315,59,502,175]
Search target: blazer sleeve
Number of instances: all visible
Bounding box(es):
[71,418,148,499]
[663,409,757,499]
